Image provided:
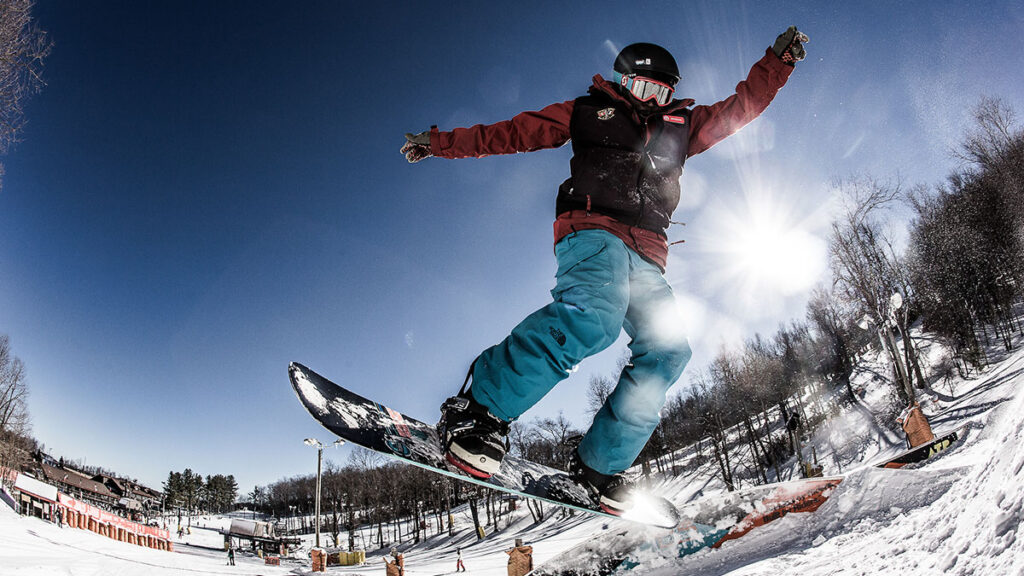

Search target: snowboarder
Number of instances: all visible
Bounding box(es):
[456,547,466,572]
[227,546,235,566]
[404,28,808,514]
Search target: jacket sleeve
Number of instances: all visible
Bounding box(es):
[687,48,794,157]
[430,101,574,159]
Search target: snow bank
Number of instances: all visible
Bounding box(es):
[637,345,1024,576]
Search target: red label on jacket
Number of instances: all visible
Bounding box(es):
[663,115,686,124]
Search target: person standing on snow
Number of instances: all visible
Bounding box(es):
[403,28,808,514]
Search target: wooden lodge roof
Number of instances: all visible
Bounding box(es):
[39,463,116,500]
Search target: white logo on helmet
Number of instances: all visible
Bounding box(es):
[635,58,651,65]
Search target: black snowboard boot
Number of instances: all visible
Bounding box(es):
[438,365,510,479]
[568,443,636,515]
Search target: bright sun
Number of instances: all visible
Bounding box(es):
[703,189,828,313]
[728,212,823,294]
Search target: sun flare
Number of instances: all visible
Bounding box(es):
[701,188,828,314]
[727,212,823,295]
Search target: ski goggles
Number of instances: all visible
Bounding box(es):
[613,72,675,106]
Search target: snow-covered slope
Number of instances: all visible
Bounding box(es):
[643,341,1024,576]
[1,340,1022,575]
[0,503,299,575]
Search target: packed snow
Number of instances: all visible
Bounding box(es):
[645,336,1024,576]
[2,336,1023,575]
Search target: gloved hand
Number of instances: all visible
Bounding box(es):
[772,26,809,65]
[401,131,432,163]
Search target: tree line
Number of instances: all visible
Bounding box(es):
[251,421,579,551]
[0,334,32,480]
[645,96,1024,490]
[908,97,1024,370]
[163,469,239,516]
[0,0,51,482]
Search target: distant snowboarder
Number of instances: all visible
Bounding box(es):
[403,27,808,515]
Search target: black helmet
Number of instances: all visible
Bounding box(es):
[613,43,680,85]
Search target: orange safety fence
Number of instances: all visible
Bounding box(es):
[57,493,170,550]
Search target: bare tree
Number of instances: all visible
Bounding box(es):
[585,351,630,416]
[585,375,613,417]
[687,368,736,491]
[348,445,384,469]
[955,96,1017,169]
[806,285,860,399]
[0,0,52,188]
[532,412,581,468]
[828,175,926,403]
[0,334,30,479]
[904,97,1024,369]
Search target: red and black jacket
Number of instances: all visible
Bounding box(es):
[430,48,793,271]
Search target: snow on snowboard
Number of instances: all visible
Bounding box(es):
[288,362,681,529]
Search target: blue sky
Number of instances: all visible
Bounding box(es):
[2,1,1022,493]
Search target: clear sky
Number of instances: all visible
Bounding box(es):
[2,1,1022,494]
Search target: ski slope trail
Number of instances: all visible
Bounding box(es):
[0,507,298,576]
[640,343,1024,576]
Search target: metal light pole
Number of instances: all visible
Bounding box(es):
[887,292,914,402]
[304,438,343,550]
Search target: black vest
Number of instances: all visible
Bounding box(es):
[556,90,691,236]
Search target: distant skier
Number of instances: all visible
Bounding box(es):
[456,547,466,572]
[227,546,235,566]
[404,28,808,514]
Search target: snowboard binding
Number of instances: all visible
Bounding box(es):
[567,438,637,516]
[438,364,511,479]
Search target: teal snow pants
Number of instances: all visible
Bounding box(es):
[470,229,692,475]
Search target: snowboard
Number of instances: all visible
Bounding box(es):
[289,362,681,529]
[534,425,968,575]
[876,426,963,469]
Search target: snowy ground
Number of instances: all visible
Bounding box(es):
[2,336,1023,575]
[0,505,297,575]
[0,500,604,575]
[651,338,1024,576]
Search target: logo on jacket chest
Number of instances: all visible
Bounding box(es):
[663,115,686,125]
[596,107,616,121]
